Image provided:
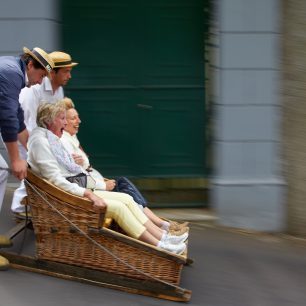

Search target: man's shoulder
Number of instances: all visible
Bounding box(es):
[0,55,16,64]
[36,77,57,97]
[0,56,24,94]
[0,56,20,71]
[20,82,43,102]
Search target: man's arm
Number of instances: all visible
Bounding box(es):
[17,128,29,150]
[0,73,27,180]
[5,141,27,180]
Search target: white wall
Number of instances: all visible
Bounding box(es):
[211,0,286,231]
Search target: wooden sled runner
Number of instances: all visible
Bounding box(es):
[2,169,192,302]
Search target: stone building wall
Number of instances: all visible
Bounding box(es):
[282,0,306,236]
[211,0,285,231]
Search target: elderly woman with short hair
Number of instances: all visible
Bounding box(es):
[27,102,187,255]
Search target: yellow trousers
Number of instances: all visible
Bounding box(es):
[94,191,148,238]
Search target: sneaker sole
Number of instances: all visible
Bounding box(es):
[177,246,187,255]
[0,264,9,271]
[0,240,13,248]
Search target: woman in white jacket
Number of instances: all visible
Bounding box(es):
[59,98,188,235]
[27,102,187,255]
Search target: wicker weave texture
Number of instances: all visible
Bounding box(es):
[25,183,183,285]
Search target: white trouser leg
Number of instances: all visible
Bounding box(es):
[0,154,8,213]
[11,180,27,213]
[10,143,28,213]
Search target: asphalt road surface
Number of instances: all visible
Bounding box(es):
[1,188,306,306]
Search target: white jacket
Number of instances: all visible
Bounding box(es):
[27,127,86,197]
[61,131,106,190]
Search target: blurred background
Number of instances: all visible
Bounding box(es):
[1,0,306,237]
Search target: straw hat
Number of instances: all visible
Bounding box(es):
[48,51,78,68]
[23,47,54,74]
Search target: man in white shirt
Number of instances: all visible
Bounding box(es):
[11,51,78,214]
[20,51,78,133]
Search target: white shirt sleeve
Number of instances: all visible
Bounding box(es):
[29,136,86,197]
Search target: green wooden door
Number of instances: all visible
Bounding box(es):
[62,0,207,178]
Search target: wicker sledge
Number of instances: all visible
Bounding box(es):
[5,169,191,301]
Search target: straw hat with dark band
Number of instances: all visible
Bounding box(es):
[23,47,54,73]
[48,51,78,68]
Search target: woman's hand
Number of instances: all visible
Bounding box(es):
[105,179,116,191]
[84,190,107,210]
[72,153,84,166]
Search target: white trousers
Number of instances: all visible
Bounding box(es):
[0,154,8,213]
[11,180,27,213]
[11,143,27,213]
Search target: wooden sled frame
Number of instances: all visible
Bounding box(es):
[1,169,192,302]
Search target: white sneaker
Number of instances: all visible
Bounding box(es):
[164,232,188,244]
[0,255,9,271]
[158,241,186,255]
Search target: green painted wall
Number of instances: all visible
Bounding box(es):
[61,0,207,178]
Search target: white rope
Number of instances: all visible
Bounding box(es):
[24,178,185,292]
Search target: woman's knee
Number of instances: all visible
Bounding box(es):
[105,199,128,217]
[96,190,134,204]
[116,192,134,203]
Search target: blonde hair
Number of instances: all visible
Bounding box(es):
[57,97,75,111]
[36,102,66,128]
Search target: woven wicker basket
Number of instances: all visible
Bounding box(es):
[24,170,185,285]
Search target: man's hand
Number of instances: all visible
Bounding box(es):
[5,141,27,180]
[11,159,27,180]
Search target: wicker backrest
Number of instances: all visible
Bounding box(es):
[24,169,105,233]
[25,169,96,209]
